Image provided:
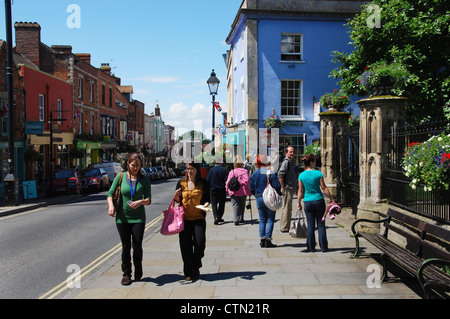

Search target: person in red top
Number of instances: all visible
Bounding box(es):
[226,155,251,225]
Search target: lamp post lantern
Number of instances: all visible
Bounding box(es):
[207,69,220,156]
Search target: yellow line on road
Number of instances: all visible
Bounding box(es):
[39,214,164,299]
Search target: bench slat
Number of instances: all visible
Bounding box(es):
[352,208,450,296]
[360,232,421,274]
[387,208,450,243]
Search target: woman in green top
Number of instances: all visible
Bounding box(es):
[107,153,151,285]
[297,154,335,252]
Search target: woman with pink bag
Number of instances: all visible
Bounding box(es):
[226,155,251,225]
[173,162,210,282]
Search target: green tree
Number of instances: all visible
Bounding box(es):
[179,130,211,144]
[331,0,449,123]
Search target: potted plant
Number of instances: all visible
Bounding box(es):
[264,109,285,129]
[358,60,410,96]
[319,89,351,111]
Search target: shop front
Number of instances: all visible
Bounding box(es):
[224,125,247,160]
[74,140,102,169]
[27,132,73,188]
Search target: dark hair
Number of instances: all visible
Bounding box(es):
[186,161,202,185]
[302,153,316,167]
[285,146,294,153]
[127,152,144,178]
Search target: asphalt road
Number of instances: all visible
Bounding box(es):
[0,178,179,299]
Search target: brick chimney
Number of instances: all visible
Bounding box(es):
[155,104,161,117]
[75,53,91,64]
[100,63,111,75]
[51,45,72,55]
[14,22,41,67]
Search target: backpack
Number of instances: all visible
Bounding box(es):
[228,171,241,192]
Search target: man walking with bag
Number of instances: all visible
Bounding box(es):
[278,146,297,233]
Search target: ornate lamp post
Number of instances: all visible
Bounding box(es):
[207,70,220,155]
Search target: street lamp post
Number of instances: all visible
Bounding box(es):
[4,0,18,205]
[207,70,220,156]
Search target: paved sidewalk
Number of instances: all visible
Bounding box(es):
[64,197,421,300]
[0,193,82,217]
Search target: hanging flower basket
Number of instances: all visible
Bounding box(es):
[264,109,285,129]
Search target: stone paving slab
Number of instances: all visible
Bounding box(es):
[64,197,421,300]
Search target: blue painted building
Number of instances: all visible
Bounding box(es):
[225,0,366,164]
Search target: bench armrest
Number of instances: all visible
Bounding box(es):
[351,216,390,258]
[417,258,450,298]
[417,258,450,281]
[351,216,390,236]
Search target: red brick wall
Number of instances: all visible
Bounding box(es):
[21,65,73,132]
[14,22,41,68]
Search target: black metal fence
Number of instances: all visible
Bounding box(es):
[386,120,450,224]
[349,125,360,215]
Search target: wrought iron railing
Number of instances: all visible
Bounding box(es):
[386,119,450,224]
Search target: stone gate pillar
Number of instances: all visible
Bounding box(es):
[320,111,350,201]
[357,96,407,232]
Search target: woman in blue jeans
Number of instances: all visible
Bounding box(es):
[297,154,335,252]
[250,155,281,248]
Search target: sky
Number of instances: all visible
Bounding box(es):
[0,0,243,136]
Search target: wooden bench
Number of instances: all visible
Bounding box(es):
[351,208,450,299]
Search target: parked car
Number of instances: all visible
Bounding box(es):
[80,168,110,192]
[168,167,177,178]
[93,162,123,185]
[150,167,161,180]
[144,167,155,180]
[173,166,185,176]
[140,168,151,179]
[156,166,167,179]
[51,168,82,195]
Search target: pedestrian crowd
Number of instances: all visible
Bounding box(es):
[106,146,337,285]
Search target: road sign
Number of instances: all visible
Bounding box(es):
[25,121,44,135]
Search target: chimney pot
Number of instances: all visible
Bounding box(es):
[100,63,111,75]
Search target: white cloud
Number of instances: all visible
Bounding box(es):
[161,102,213,136]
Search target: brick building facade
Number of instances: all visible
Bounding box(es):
[0,40,26,187]
[13,22,145,169]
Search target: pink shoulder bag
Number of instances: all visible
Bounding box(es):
[161,200,184,235]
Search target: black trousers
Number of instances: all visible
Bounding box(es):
[178,219,206,277]
[116,222,145,265]
[210,188,226,221]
